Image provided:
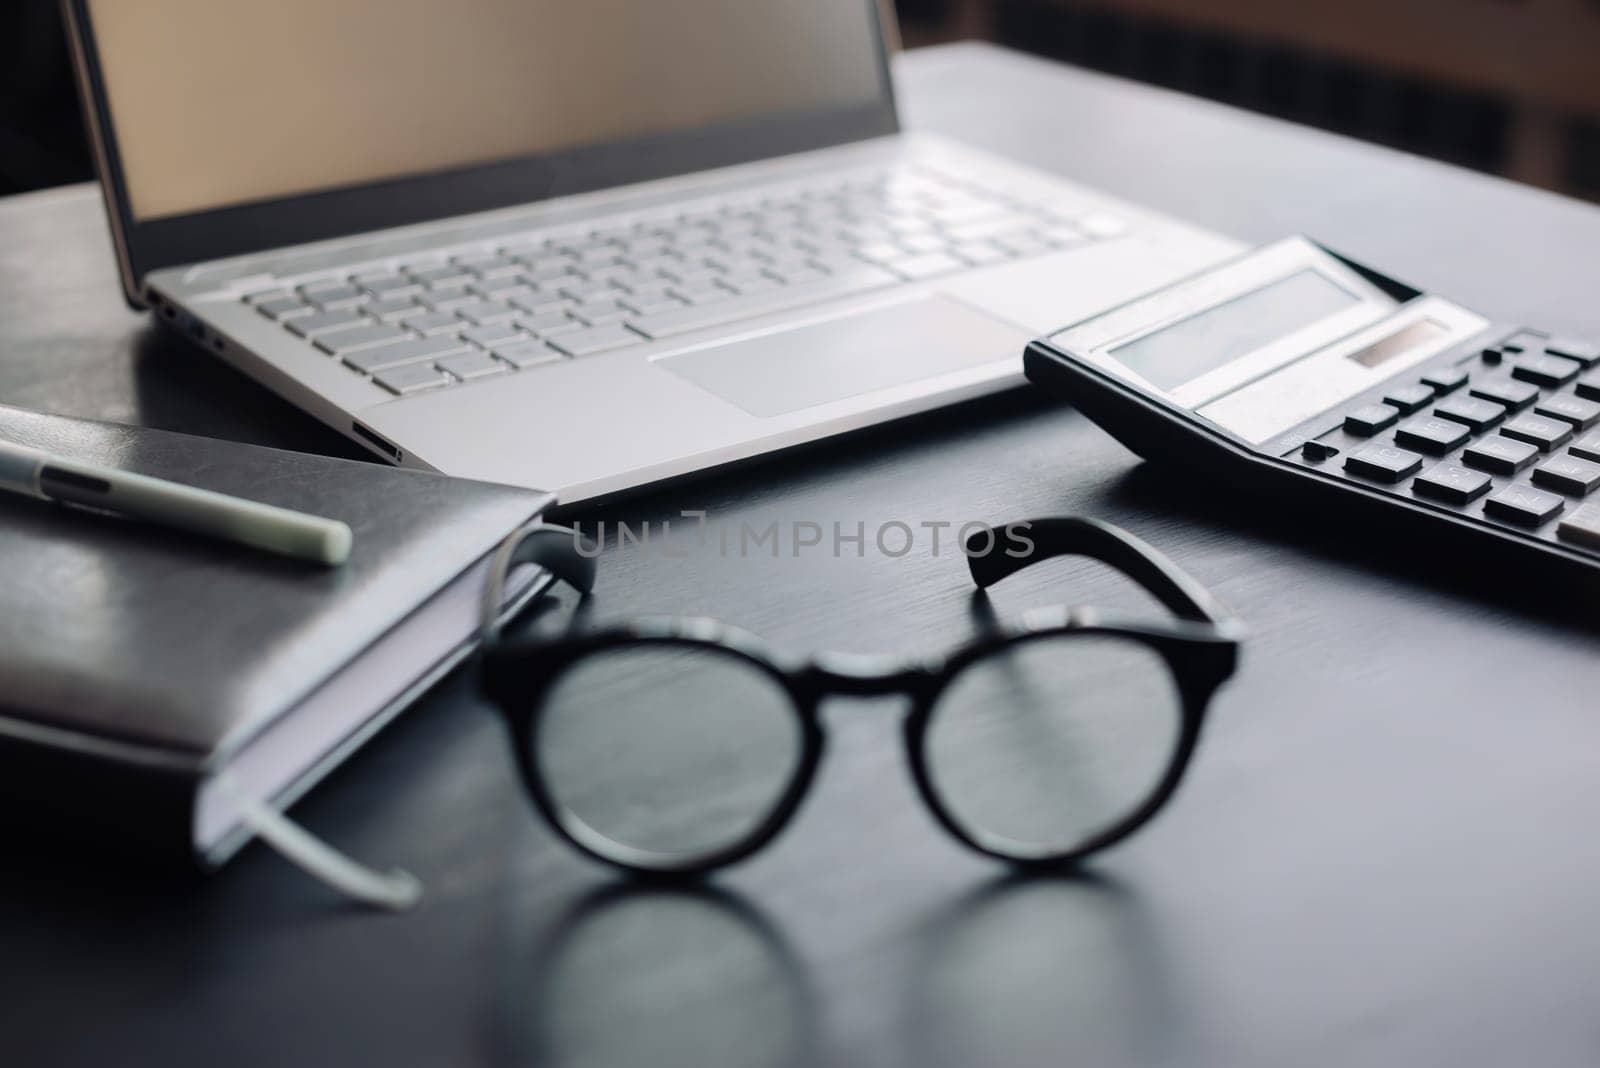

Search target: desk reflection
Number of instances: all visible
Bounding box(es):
[498,869,1178,1068]
[907,872,1181,1068]
[496,884,817,1068]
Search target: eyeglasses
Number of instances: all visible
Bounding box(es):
[477,517,1243,877]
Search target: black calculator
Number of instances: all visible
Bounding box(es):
[1023,237,1600,572]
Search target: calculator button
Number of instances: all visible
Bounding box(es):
[1557,502,1600,550]
[1300,440,1340,462]
[1432,396,1506,431]
[1577,370,1600,401]
[1499,413,1574,451]
[1534,394,1600,430]
[1420,366,1468,394]
[1531,455,1600,496]
[1571,432,1600,464]
[1463,435,1539,474]
[1467,378,1538,412]
[1412,463,1492,505]
[1545,338,1599,367]
[1394,416,1471,454]
[1344,443,1424,483]
[1343,403,1399,436]
[1483,484,1564,526]
[1500,332,1545,354]
[1382,383,1435,414]
[1510,353,1582,388]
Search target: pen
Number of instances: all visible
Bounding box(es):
[0,438,353,566]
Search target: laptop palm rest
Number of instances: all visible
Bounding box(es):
[657,295,1031,418]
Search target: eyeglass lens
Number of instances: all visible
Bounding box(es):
[534,644,804,865]
[923,634,1184,858]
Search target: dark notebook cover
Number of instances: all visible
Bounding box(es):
[0,405,552,862]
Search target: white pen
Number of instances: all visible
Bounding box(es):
[0,438,353,566]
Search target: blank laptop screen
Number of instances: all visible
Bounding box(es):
[86,0,886,222]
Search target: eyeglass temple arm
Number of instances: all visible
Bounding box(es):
[965,517,1232,626]
[480,522,597,640]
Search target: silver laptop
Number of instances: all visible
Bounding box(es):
[65,0,1240,504]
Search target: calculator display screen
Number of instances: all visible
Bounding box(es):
[1109,269,1360,391]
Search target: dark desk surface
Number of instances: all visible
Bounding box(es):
[6,42,1600,1068]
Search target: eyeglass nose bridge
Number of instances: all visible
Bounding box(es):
[802,650,940,699]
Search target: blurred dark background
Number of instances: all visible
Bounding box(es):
[3,0,1597,203]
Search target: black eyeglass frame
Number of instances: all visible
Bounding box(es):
[477,517,1244,878]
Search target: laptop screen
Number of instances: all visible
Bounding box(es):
[86,0,887,223]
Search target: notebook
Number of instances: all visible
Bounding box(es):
[0,404,553,867]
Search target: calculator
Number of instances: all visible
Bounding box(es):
[1023,237,1600,571]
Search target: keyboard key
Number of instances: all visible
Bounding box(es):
[437,350,509,381]
[515,295,577,317]
[362,276,421,299]
[373,363,451,396]
[460,322,526,347]
[344,334,471,373]
[473,275,532,295]
[245,288,293,305]
[425,286,478,311]
[1556,502,1600,550]
[400,311,462,335]
[1413,462,1492,505]
[286,309,368,337]
[1462,435,1539,474]
[720,276,782,297]
[1484,484,1564,526]
[313,322,409,355]
[890,252,964,280]
[1394,416,1470,455]
[573,301,629,326]
[1382,383,1434,413]
[1433,395,1506,431]
[1343,403,1398,436]
[461,255,521,279]
[494,339,566,369]
[1419,365,1468,394]
[1531,455,1600,496]
[670,282,734,306]
[546,324,645,356]
[620,295,685,317]
[1300,440,1340,462]
[302,284,363,307]
[1577,370,1600,401]
[457,300,519,326]
[256,297,312,320]
[1499,413,1574,451]
[519,312,582,337]
[1534,394,1600,430]
[410,265,472,287]
[365,297,420,320]
[1344,443,1423,483]
[1545,338,1599,367]
[631,268,897,339]
[1467,377,1538,411]
[1510,353,1582,387]
[1571,432,1600,464]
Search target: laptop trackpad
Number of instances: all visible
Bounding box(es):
[657,296,1030,418]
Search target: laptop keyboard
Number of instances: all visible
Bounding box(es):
[240,165,1130,397]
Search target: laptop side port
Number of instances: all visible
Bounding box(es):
[352,421,403,463]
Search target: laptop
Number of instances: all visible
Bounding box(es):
[64,0,1241,504]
